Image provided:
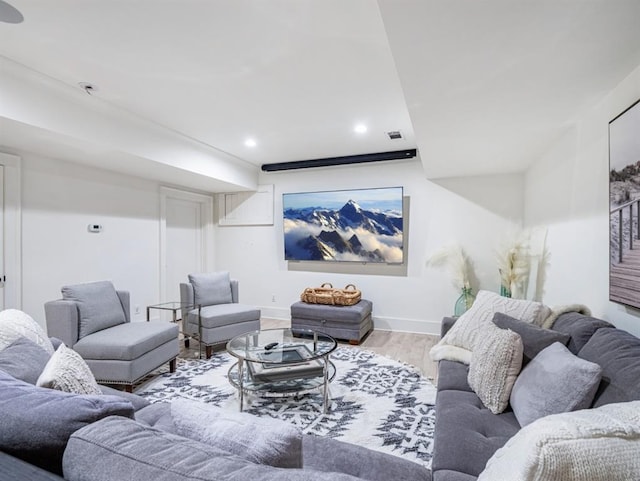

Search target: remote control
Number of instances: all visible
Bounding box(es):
[264,342,278,350]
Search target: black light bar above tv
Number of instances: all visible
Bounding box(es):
[261,149,417,172]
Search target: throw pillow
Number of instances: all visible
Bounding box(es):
[0,336,51,384]
[492,312,570,365]
[467,322,523,414]
[188,271,233,307]
[0,309,54,354]
[50,336,65,350]
[550,311,614,354]
[170,398,303,468]
[61,280,126,339]
[431,290,549,364]
[510,342,602,427]
[36,344,102,395]
[478,401,640,481]
[0,370,135,475]
[577,327,640,407]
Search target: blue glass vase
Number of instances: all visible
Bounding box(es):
[500,285,512,298]
[454,287,475,316]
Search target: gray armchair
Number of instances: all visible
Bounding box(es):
[180,272,260,359]
[45,281,179,392]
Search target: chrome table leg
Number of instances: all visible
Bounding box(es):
[238,358,245,412]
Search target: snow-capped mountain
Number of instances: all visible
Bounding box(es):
[284,200,402,236]
[284,200,403,262]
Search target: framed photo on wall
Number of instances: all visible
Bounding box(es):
[609,98,640,309]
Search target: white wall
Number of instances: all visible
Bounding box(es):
[214,158,522,335]
[13,146,523,337]
[13,150,522,336]
[21,153,163,327]
[525,63,640,337]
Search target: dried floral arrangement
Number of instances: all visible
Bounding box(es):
[426,244,473,290]
[495,230,531,298]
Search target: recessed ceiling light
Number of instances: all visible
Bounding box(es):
[244,138,257,148]
[354,124,367,134]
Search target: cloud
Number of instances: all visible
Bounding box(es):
[283,220,403,263]
[349,227,403,263]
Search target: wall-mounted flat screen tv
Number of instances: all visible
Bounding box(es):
[283,186,403,263]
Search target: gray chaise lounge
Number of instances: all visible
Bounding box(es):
[180,272,260,359]
[45,281,179,391]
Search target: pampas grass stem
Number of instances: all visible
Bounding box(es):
[426,244,472,290]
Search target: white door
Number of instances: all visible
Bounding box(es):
[0,165,4,310]
[160,187,214,321]
[0,153,21,310]
[166,197,203,303]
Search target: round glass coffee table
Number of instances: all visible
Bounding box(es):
[226,328,337,414]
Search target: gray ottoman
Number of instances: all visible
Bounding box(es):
[290,300,373,344]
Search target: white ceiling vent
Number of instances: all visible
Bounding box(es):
[386,130,403,140]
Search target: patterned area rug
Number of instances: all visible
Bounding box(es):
[136,346,437,468]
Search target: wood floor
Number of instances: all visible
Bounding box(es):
[179,318,440,381]
[610,245,640,308]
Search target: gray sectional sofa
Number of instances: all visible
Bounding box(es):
[431,311,640,481]
[0,340,430,481]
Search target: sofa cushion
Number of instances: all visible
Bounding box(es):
[99,385,150,411]
[186,303,261,329]
[73,321,178,361]
[290,300,373,323]
[440,317,458,339]
[61,281,126,339]
[303,434,431,481]
[171,398,303,468]
[63,416,363,481]
[134,404,430,481]
[50,336,65,350]
[578,327,640,407]
[550,311,613,354]
[135,402,177,431]
[188,272,233,307]
[37,344,102,395]
[430,290,550,364]
[432,389,520,478]
[0,370,134,475]
[0,309,54,354]
[433,471,477,481]
[436,360,472,393]
[0,336,51,384]
[478,401,640,481]
[492,312,570,365]
[467,322,523,414]
[510,342,602,427]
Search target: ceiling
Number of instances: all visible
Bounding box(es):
[0,0,639,190]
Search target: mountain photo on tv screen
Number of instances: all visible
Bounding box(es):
[283,187,403,263]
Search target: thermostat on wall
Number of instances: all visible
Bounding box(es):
[88,224,103,233]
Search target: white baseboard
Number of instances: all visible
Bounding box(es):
[373,316,441,336]
[260,306,290,321]
[258,305,441,336]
